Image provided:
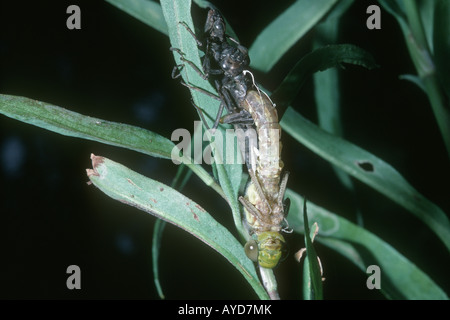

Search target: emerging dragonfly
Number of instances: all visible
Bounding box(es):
[171,7,291,269]
[234,88,291,269]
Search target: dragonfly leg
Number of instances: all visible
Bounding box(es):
[180,81,221,101]
[170,47,209,80]
[247,169,272,215]
[275,171,292,233]
[180,82,228,130]
[177,78,253,130]
[277,171,290,211]
[178,21,203,47]
[171,64,185,79]
[189,99,225,131]
[239,196,272,230]
[219,82,241,115]
[220,110,253,125]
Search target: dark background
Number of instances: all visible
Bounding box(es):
[0,0,448,299]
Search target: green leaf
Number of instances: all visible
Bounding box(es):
[0,94,226,201]
[321,0,354,21]
[152,164,192,299]
[0,94,173,159]
[281,107,450,252]
[418,0,437,53]
[377,0,407,28]
[287,190,448,300]
[249,0,339,72]
[272,44,378,115]
[313,17,356,192]
[380,0,450,157]
[399,74,426,93]
[105,0,168,35]
[152,218,166,299]
[302,200,323,300]
[86,154,269,299]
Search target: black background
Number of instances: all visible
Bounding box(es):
[0,0,448,299]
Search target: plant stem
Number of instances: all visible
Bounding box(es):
[402,0,450,157]
[259,267,280,300]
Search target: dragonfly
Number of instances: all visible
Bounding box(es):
[235,89,291,269]
[171,7,291,269]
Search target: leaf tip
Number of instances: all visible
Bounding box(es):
[86,153,105,178]
[90,153,105,168]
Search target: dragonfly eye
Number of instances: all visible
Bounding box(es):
[244,239,258,262]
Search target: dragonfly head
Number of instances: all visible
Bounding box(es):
[244,231,286,269]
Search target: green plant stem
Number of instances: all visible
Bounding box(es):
[403,0,429,49]
[259,267,280,300]
[402,0,450,158]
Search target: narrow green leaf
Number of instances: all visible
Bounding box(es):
[418,0,436,53]
[313,8,364,225]
[377,0,407,27]
[86,154,269,299]
[249,0,339,72]
[322,0,354,21]
[313,9,351,137]
[281,107,450,251]
[313,65,340,137]
[0,94,226,201]
[152,163,192,299]
[302,200,323,300]
[191,0,211,8]
[0,94,173,159]
[313,19,357,192]
[403,0,429,51]
[272,44,378,115]
[302,255,312,299]
[399,74,426,93]
[380,0,450,157]
[287,190,448,300]
[152,218,166,299]
[105,0,168,35]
